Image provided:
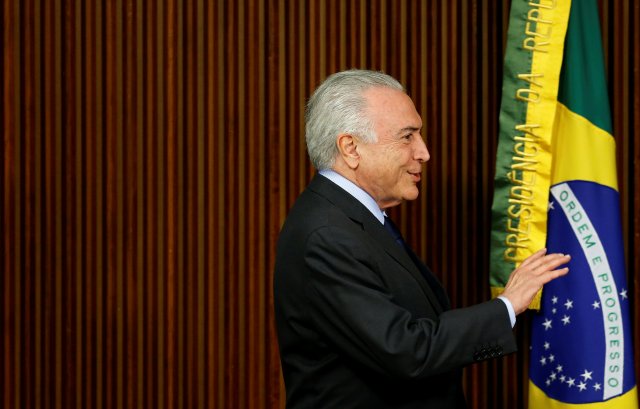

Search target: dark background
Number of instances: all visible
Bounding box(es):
[2,0,638,408]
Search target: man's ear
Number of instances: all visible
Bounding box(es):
[336,133,360,169]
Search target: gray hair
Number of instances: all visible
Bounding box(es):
[305,69,405,170]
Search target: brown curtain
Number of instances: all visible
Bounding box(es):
[2,1,638,408]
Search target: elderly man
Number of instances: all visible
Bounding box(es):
[273,69,569,409]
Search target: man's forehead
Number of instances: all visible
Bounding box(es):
[364,87,417,112]
[363,86,405,102]
[364,87,422,130]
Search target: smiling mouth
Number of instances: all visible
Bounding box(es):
[408,171,421,182]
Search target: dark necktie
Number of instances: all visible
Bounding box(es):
[384,216,407,249]
[384,215,449,312]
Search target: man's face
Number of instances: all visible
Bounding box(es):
[354,87,430,210]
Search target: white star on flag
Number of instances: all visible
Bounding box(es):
[578,381,587,391]
[581,369,593,381]
[564,299,574,309]
[562,315,571,325]
[543,318,553,330]
[620,289,628,299]
[592,300,600,309]
[540,356,547,365]
[549,201,555,210]
[567,378,576,387]
[556,365,563,372]
[593,383,602,391]
[549,354,555,362]
[544,342,550,350]
[552,296,558,304]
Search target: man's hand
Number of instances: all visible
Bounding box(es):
[501,248,571,315]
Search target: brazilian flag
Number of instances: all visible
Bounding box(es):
[490,0,638,407]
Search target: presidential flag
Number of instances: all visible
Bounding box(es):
[528,0,637,406]
[489,0,571,308]
[490,0,638,407]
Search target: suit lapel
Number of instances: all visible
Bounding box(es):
[362,217,446,315]
[404,244,451,311]
[308,175,446,315]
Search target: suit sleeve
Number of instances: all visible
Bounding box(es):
[304,225,517,380]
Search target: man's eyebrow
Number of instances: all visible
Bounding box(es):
[397,126,421,135]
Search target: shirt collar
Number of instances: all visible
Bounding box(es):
[318,169,386,224]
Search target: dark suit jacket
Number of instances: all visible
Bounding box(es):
[274,175,517,409]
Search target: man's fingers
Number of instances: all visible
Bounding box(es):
[518,248,547,268]
[540,266,570,285]
[503,254,571,314]
[518,253,571,275]
[536,253,571,273]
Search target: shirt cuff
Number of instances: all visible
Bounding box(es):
[497,296,516,328]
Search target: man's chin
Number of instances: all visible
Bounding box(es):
[404,188,420,201]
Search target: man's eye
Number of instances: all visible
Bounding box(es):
[404,134,412,140]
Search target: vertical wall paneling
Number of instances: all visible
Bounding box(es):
[2,1,639,408]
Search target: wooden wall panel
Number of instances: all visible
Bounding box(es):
[1,1,638,408]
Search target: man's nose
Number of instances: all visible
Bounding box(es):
[415,137,430,163]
